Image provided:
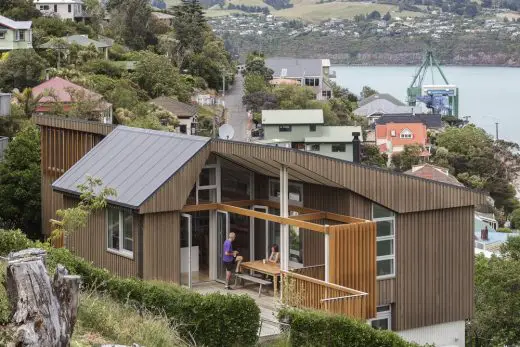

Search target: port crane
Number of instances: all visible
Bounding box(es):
[407,51,459,117]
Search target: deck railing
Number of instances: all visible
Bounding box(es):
[290,264,325,281]
[281,270,369,319]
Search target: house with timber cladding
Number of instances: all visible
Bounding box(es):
[36,114,484,347]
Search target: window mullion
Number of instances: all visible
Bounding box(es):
[119,211,123,252]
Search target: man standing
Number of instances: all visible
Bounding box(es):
[223,232,242,289]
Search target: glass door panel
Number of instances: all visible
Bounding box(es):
[216,210,230,282]
[252,206,269,260]
[268,208,280,255]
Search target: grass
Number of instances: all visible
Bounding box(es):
[0,264,188,347]
[205,0,424,22]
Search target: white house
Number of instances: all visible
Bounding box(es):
[0,15,32,52]
[34,0,86,20]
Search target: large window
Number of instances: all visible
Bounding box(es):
[369,305,391,330]
[309,124,316,132]
[279,125,292,132]
[331,143,346,152]
[221,159,252,201]
[269,179,303,205]
[16,30,25,41]
[372,204,395,278]
[107,207,133,257]
[400,129,413,139]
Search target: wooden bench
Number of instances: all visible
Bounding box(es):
[235,274,272,297]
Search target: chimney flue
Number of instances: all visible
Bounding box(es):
[352,132,361,163]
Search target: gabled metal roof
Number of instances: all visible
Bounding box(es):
[52,126,210,209]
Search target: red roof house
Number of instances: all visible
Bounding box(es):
[375,122,430,157]
[405,164,464,187]
[32,77,112,123]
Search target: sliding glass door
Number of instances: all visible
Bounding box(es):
[216,210,230,282]
[180,213,192,287]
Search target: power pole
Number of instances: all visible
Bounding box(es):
[222,71,226,98]
[495,122,499,141]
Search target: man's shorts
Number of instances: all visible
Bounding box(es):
[223,261,234,271]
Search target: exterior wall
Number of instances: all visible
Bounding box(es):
[397,320,466,347]
[64,196,140,278]
[395,206,474,331]
[316,143,354,161]
[40,125,106,235]
[36,2,84,20]
[142,211,180,283]
[0,26,32,51]
[263,124,323,143]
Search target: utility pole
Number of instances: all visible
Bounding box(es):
[495,122,499,141]
[222,70,226,98]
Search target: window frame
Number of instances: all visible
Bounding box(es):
[400,128,413,139]
[106,208,134,259]
[269,178,303,206]
[309,124,317,132]
[68,4,72,12]
[372,204,396,279]
[279,125,292,132]
[331,143,346,152]
[16,30,25,41]
[368,305,392,330]
[0,31,5,40]
[307,144,320,152]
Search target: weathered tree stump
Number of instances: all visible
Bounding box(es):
[5,248,80,347]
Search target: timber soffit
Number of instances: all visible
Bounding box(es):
[210,139,486,213]
[34,114,116,136]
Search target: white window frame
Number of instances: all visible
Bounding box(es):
[196,163,218,204]
[269,178,303,206]
[0,31,5,40]
[372,204,395,279]
[368,305,392,330]
[106,208,134,259]
[331,143,346,152]
[400,128,413,139]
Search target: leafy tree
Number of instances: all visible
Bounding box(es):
[107,0,155,50]
[115,107,179,131]
[11,88,45,118]
[0,123,41,238]
[391,144,423,172]
[0,0,41,20]
[244,53,274,81]
[366,10,381,20]
[471,243,520,346]
[65,87,107,121]
[244,74,268,94]
[80,59,124,78]
[510,209,520,229]
[172,0,208,56]
[360,85,377,99]
[382,11,391,21]
[242,91,279,113]
[362,144,388,168]
[0,49,48,91]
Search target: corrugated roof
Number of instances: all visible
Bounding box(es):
[52,126,210,209]
[150,96,197,118]
[262,109,323,125]
[40,35,111,49]
[305,126,363,143]
[265,57,323,78]
[0,15,32,30]
[405,164,463,187]
[358,93,406,107]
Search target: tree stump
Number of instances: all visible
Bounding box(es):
[5,248,81,347]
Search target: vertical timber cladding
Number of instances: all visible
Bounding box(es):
[395,206,475,331]
[328,222,377,319]
[142,211,180,283]
[40,125,105,235]
[63,196,139,277]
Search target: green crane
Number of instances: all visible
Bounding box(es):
[407,51,459,117]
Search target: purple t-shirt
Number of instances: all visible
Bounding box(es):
[223,239,233,262]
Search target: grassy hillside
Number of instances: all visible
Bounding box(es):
[205,0,424,22]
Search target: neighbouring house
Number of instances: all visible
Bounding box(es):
[150,96,198,135]
[260,109,363,161]
[151,12,174,27]
[34,0,87,21]
[0,15,32,52]
[405,164,463,187]
[265,57,335,100]
[36,113,484,347]
[375,113,442,158]
[0,136,8,162]
[354,93,414,124]
[32,77,112,123]
[40,34,111,59]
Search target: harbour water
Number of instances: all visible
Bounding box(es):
[333,65,520,143]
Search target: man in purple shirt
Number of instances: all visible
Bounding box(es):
[223,232,242,289]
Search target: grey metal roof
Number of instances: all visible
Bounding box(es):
[265,57,323,78]
[52,126,210,208]
[262,109,323,125]
[358,93,406,107]
[40,35,111,49]
[0,15,32,30]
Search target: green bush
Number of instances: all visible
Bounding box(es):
[0,229,34,256]
[510,208,520,229]
[497,227,512,233]
[0,230,260,347]
[81,59,124,78]
[279,308,421,347]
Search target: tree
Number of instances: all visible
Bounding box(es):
[172,0,208,56]
[107,0,154,50]
[464,3,478,17]
[366,10,381,20]
[360,85,377,99]
[0,0,41,20]
[244,54,274,82]
[0,123,41,238]
[391,144,423,172]
[244,74,268,94]
[65,87,106,121]
[12,88,45,118]
[510,209,520,229]
[382,11,391,21]
[242,91,279,113]
[362,144,388,168]
[0,49,48,91]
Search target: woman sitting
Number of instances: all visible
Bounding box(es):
[268,244,280,264]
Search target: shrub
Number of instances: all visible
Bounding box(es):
[510,208,520,229]
[81,59,124,78]
[0,230,260,346]
[0,229,34,256]
[279,308,421,347]
[497,227,512,233]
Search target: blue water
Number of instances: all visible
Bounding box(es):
[333,65,520,143]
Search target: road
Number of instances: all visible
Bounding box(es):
[224,73,249,142]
